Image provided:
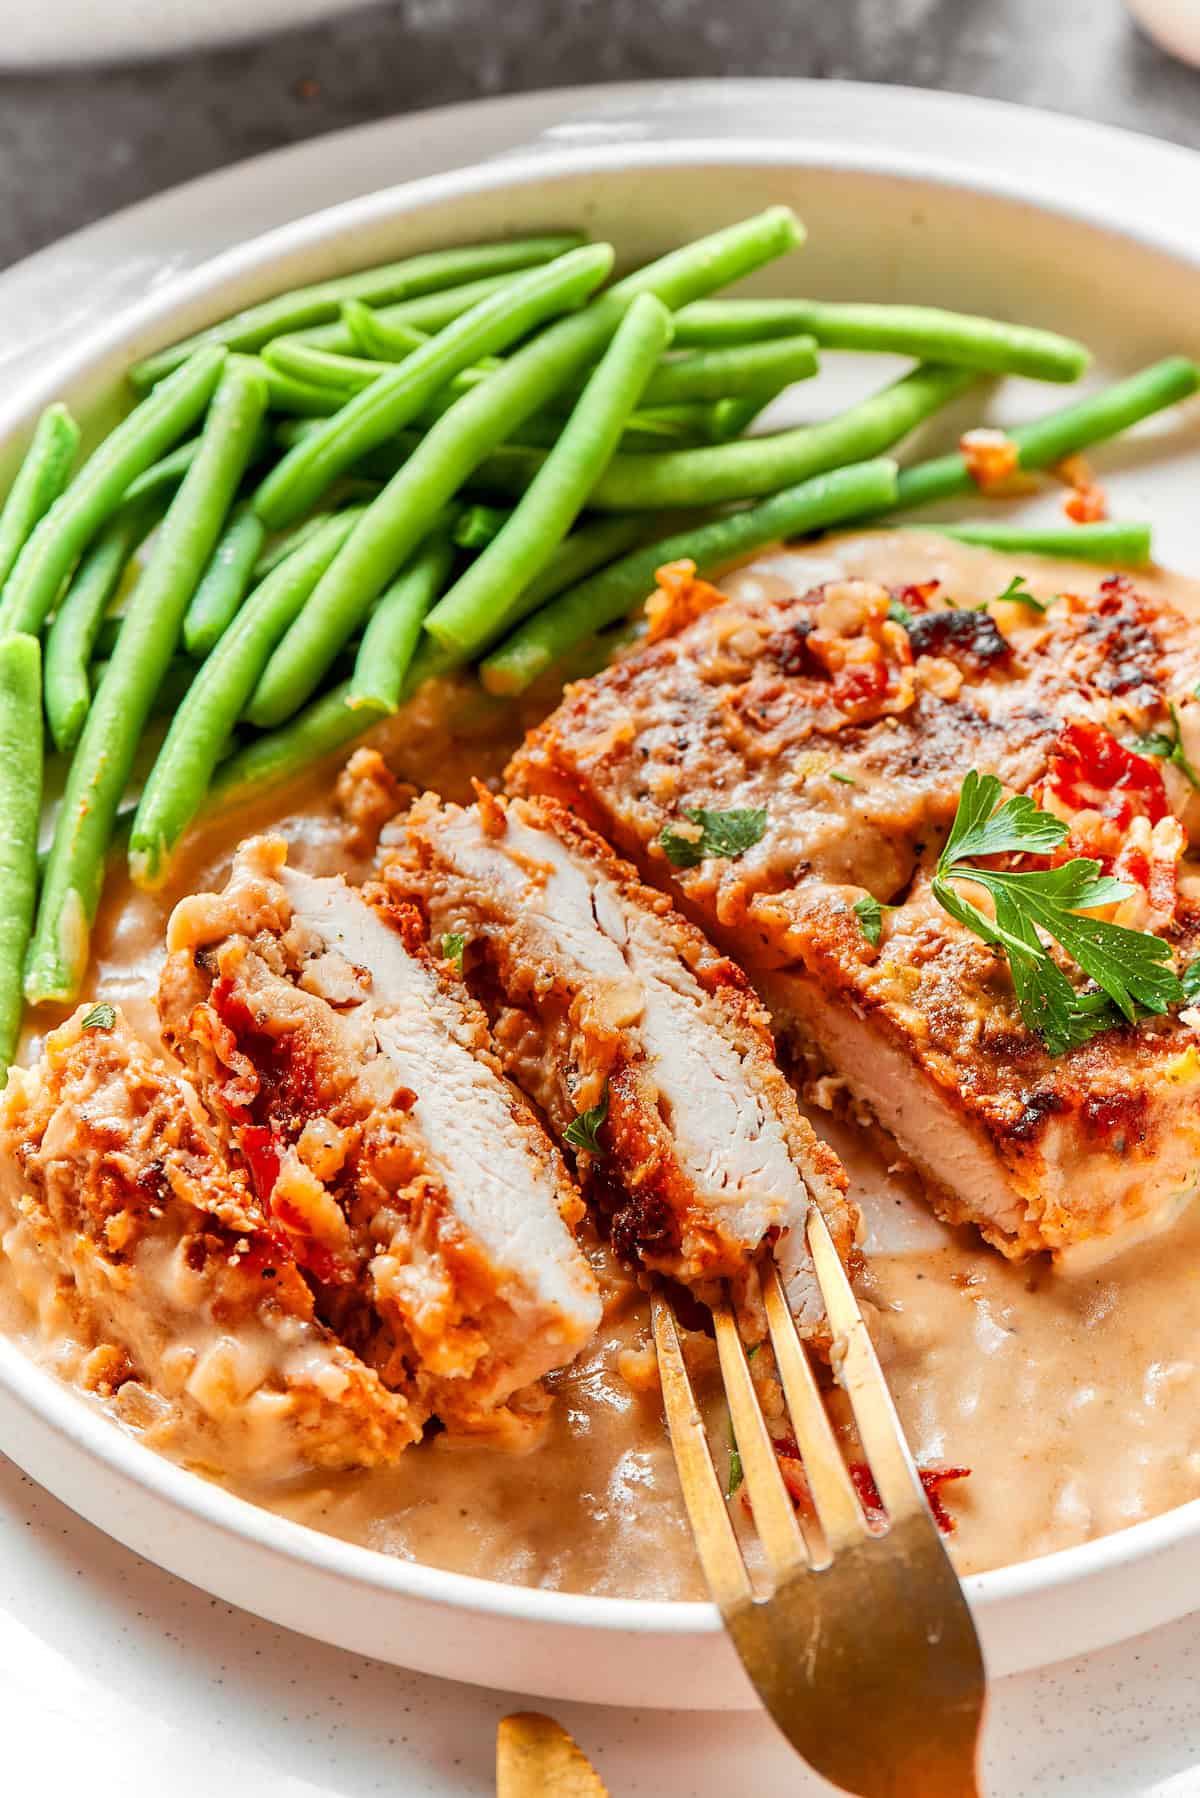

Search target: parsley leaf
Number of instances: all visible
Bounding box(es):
[1128,704,1199,789]
[1129,731,1175,758]
[441,932,466,974]
[887,597,913,626]
[1181,959,1200,1001]
[853,895,885,946]
[659,806,767,869]
[995,574,1049,613]
[933,771,1182,1054]
[563,1085,608,1158]
[80,1002,116,1031]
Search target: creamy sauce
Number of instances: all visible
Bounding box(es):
[8,529,1200,1595]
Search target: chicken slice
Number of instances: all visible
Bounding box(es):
[0,1006,417,1473]
[158,836,602,1445]
[380,791,859,1338]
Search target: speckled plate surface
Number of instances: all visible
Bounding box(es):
[4,81,1200,1793]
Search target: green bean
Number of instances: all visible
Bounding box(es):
[454,504,511,550]
[93,655,196,717]
[466,362,978,511]
[0,405,80,598]
[129,237,584,388]
[128,507,363,886]
[516,513,658,610]
[0,636,43,1080]
[44,502,156,754]
[926,519,1153,566]
[25,357,268,1003]
[617,337,819,407]
[0,349,227,641]
[255,361,346,417]
[426,294,675,658]
[886,357,1200,515]
[182,505,267,654]
[252,511,340,579]
[264,339,396,393]
[341,299,427,361]
[247,209,804,719]
[708,373,800,440]
[480,456,899,695]
[299,274,523,355]
[253,244,615,531]
[673,298,1090,381]
[122,414,275,508]
[350,518,458,714]
[213,682,385,812]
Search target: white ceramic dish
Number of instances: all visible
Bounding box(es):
[3,97,1200,1710]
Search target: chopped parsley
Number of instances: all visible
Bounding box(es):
[441,932,466,974]
[659,806,767,869]
[1129,703,1200,790]
[80,1002,116,1031]
[829,771,857,787]
[727,1439,744,1499]
[995,573,1049,613]
[887,597,913,627]
[852,895,886,946]
[563,1085,609,1158]
[932,771,1182,1056]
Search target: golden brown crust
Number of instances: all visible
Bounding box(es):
[509,574,1200,1259]
[0,1006,418,1469]
[381,791,858,1328]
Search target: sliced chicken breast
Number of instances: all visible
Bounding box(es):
[0,1005,417,1473]
[159,836,602,1444]
[381,791,858,1336]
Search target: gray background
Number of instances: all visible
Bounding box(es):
[4,0,1200,269]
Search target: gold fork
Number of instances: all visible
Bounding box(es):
[652,1207,986,1798]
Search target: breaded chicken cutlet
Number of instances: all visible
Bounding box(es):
[510,568,1200,1263]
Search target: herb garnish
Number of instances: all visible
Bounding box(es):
[1181,959,1200,1002]
[727,1438,744,1499]
[853,895,886,946]
[887,597,913,627]
[994,574,1049,613]
[932,771,1182,1055]
[563,1085,609,1158]
[1128,703,1200,790]
[659,806,767,869]
[829,771,857,787]
[80,1002,116,1031]
[441,932,466,974]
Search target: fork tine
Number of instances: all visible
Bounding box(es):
[806,1206,928,1523]
[760,1256,867,1559]
[710,1300,808,1581]
[650,1294,753,1613]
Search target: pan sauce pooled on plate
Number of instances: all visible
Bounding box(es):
[8,533,1200,1590]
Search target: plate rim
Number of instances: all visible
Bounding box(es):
[3,92,1200,1662]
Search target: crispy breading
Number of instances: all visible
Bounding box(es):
[510,574,1200,1262]
[380,791,858,1337]
[159,837,602,1445]
[0,1007,418,1471]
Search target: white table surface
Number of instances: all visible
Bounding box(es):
[4,83,1200,1797]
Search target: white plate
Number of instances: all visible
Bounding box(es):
[3,82,1200,1712]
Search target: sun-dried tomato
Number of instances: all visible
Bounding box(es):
[1045,719,1168,828]
[765,1435,969,1535]
[833,658,889,714]
[239,1123,281,1204]
[850,1462,971,1535]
